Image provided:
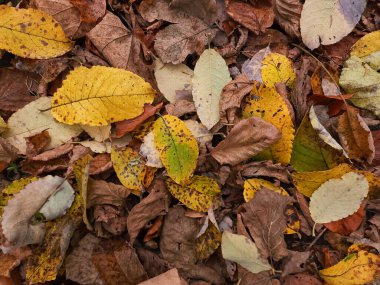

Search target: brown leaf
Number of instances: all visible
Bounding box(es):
[165,100,196,117]
[239,161,291,183]
[238,268,280,285]
[239,188,293,261]
[21,156,69,176]
[211,117,281,166]
[323,202,366,235]
[283,273,323,285]
[69,0,106,23]
[93,205,127,237]
[30,143,73,161]
[89,153,112,175]
[143,216,164,242]
[337,106,375,164]
[0,253,19,278]
[220,74,253,113]
[273,0,302,38]
[92,241,148,285]
[225,0,275,35]
[169,0,217,24]
[373,130,380,165]
[138,268,187,285]
[25,130,51,158]
[127,180,170,244]
[87,179,131,208]
[0,69,39,115]
[281,250,310,277]
[136,247,172,278]
[115,103,163,138]
[0,138,18,172]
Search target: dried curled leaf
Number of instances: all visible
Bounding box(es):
[153,115,198,185]
[51,66,156,126]
[166,175,220,212]
[309,172,369,223]
[261,52,295,88]
[111,147,147,195]
[243,84,295,164]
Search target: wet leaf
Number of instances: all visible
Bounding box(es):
[0,6,73,59]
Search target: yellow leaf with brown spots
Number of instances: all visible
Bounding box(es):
[243,84,295,164]
[261,53,296,88]
[196,224,221,260]
[51,66,156,126]
[154,115,198,185]
[166,175,221,212]
[111,147,146,195]
[319,250,380,285]
[0,6,73,59]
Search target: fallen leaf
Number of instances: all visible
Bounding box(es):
[127,180,169,244]
[300,0,366,49]
[169,0,217,24]
[283,273,323,285]
[240,188,293,261]
[221,232,272,274]
[309,172,369,223]
[211,117,281,166]
[220,74,253,114]
[243,84,295,164]
[0,6,74,58]
[192,48,231,129]
[140,131,163,168]
[273,0,302,38]
[319,250,380,285]
[165,99,197,117]
[166,175,221,212]
[138,268,186,285]
[0,138,18,172]
[154,59,193,103]
[111,147,147,194]
[87,179,131,208]
[183,120,213,147]
[153,115,198,185]
[3,97,82,154]
[350,30,380,58]
[242,47,270,82]
[196,223,221,260]
[337,106,375,164]
[0,253,19,278]
[51,66,156,126]
[239,160,291,183]
[136,247,172,278]
[281,250,311,277]
[225,0,275,35]
[243,178,287,202]
[69,0,106,23]
[261,52,295,88]
[81,125,111,142]
[25,130,51,158]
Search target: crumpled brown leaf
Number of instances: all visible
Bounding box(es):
[87,179,131,208]
[165,100,196,117]
[89,153,112,175]
[93,205,127,237]
[273,0,302,38]
[225,0,275,35]
[238,160,291,184]
[0,138,18,172]
[281,250,310,277]
[220,74,253,114]
[25,130,51,158]
[136,247,172,278]
[337,106,375,164]
[127,180,170,244]
[138,268,187,285]
[239,188,293,261]
[170,0,217,24]
[69,0,106,23]
[211,117,281,166]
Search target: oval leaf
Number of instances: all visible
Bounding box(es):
[261,52,295,88]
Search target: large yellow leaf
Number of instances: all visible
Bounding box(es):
[261,52,295,88]
[166,175,220,212]
[51,66,156,126]
[0,6,73,59]
[111,147,146,195]
[320,250,380,285]
[292,163,380,198]
[153,115,198,185]
[243,84,295,164]
[350,30,380,59]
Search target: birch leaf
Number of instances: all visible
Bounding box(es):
[243,84,295,164]
[261,52,296,88]
[309,172,369,223]
[221,232,272,274]
[153,115,198,185]
[166,175,220,212]
[3,97,82,154]
[300,0,366,50]
[0,6,74,59]
[192,49,231,129]
[111,147,147,195]
[51,66,156,126]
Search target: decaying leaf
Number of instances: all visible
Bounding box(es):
[87,179,131,208]
[212,117,281,166]
[309,172,369,223]
[183,120,213,147]
[261,52,295,88]
[220,74,253,114]
[196,224,221,260]
[192,48,231,129]
[140,131,163,168]
[81,125,111,142]
[300,0,366,49]
[69,0,106,23]
[0,6,73,59]
[243,84,295,164]
[153,115,198,185]
[3,97,82,154]
[273,0,302,38]
[51,66,156,126]
[166,175,221,212]
[221,232,272,274]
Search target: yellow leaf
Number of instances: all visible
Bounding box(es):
[0,6,73,59]
[243,178,287,202]
[243,84,295,164]
[111,147,146,195]
[0,116,7,134]
[292,163,380,198]
[72,154,93,230]
[320,250,380,285]
[196,224,221,260]
[154,115,198,185]
[261,53,295,88]
[350,30,380,58]
[26,195,82,284]
[51,66,156,126]
[166,175,221,212]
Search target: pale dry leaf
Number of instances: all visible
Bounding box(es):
[138,268,186,285]
[183,120,213,147]
[211,117,281,165]
[80,125,111,142]
[165,99,196,117]
[242,47,270,82]
[140,131,163,168]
